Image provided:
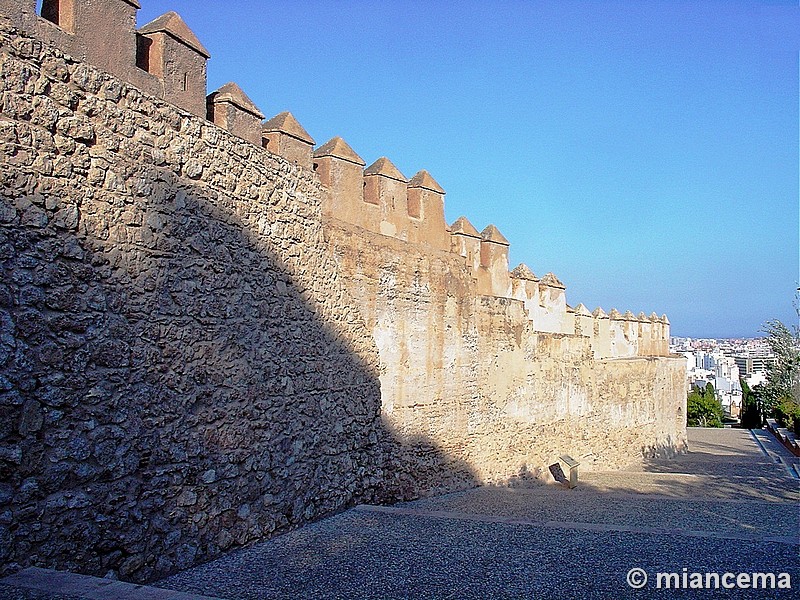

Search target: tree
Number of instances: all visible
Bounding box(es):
[761,319,800,431]
[740,378,762,429]
[687,385,724,428]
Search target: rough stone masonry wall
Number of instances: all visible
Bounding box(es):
[325,219,688,485]
[0,21,401,582]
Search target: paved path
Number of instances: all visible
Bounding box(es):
[2,427,798,599]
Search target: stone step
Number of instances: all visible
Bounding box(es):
[0,567,226,600]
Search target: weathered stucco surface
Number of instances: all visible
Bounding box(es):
[325,220,687,487]
[0,3,686,585]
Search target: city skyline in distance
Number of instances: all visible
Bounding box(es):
[136,1,799,339]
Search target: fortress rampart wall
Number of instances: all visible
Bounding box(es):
[1,0,672,360]
[2,0,672,358]
[0,1,687,584]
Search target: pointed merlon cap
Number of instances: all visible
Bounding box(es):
[408,170,445,194]
[364,157,407,182]
[510,263,538,281]
[637,311,649,322]
[574,303,592,316]
[208,82,264,119]
[313,136,365,165]
[608,308,622,319]
[649,312,660,322]
[540,272,565,289]
[661,314,670,325]
[263,111,315,145]
[138,11,210,58]
[481,224,510,246]
[622,310,637,321]
[450,216,480,238]
[593,307,608,319]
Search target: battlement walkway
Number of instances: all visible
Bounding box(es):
[2,428,798,599]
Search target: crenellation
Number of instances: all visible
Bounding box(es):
[510,263,538,281]
[622,310,639,354]
[575,303,592,316]
[530,272,569,333]
[449,216,481,272]
[1,0,212,115]
[406,170,449,251]
[313,143,450,250]
[206,81,264,145]
[363,156,409,239]
[477,224,510,297]
[262,111,315,169]
[313,136,366,219]
[509,262,540,325]
[539,271,565,289]
[564,303,576,334]
[590,308,611,358]
[508,264,570,333]
[79,0,141,79]
[573,302,594,338]
[0,0,676,350]
[610,309,634,357]
[136,11,209,117]
[572,306,673,358]
[39,0,76,33]
[635,311,650,355]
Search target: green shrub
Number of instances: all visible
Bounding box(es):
[687,388,724,428]
[773,395,800,433]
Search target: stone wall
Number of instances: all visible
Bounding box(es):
[0,20,414,581]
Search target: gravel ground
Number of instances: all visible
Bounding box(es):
[0,587,82,600]
[575,470,798,502]
[155,509,798,600]
[390,486,799,538]
[632,427,795,477]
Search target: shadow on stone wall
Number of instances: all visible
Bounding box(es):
[641,435,689,461]
[0,175,479,582]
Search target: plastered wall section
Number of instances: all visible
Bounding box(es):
[472,299,687,480]
[322,219,481,494]
[0,22,395,582]
[324,218,688,485]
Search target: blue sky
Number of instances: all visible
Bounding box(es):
[136,1,798,338]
